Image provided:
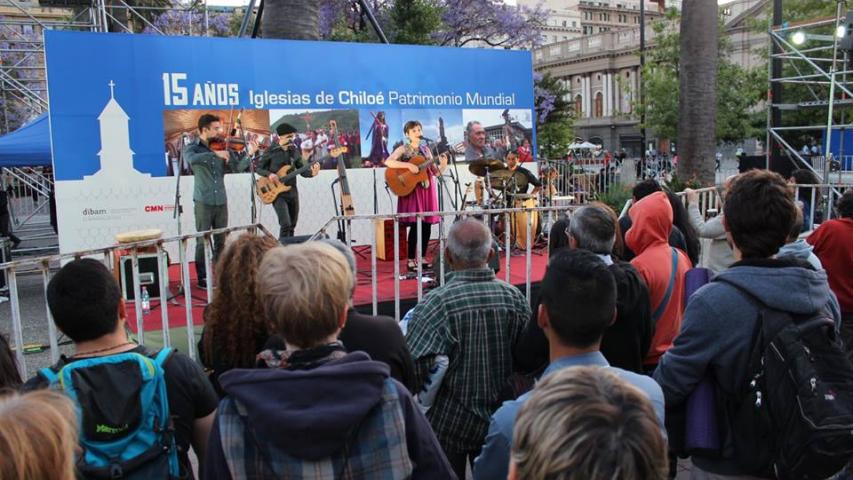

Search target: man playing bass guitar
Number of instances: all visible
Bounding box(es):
[257,123,321,242]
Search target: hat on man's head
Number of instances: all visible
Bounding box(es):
[276,123,297,136]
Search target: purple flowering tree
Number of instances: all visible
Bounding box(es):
[534,72,573,160]
[315,0,544,48]
[145,2,233,37]
[433,0,546,49]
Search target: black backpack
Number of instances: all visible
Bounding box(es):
[726,284,853,479]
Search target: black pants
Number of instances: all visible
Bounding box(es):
[446,448,481,480]
[273,194,299,242]
[194,202,228,282]
[407,222,432,260]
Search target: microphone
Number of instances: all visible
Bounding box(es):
[420,135,435,143]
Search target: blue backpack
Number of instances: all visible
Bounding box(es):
[39,348,181,479]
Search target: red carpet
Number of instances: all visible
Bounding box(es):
[350,246,549,307]
[125,248,549,337]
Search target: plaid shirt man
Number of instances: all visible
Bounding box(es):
[406,268,530,454]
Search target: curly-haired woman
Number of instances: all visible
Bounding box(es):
[198,233,279,397]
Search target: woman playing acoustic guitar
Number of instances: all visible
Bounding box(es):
[385,120,449,272]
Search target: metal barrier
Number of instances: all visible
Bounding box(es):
[790,183,852,231]
[2,223,272,379]
[617,183,853,269]
[312,205,579,323]
[538,158,624,204]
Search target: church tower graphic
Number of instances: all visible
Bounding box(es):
[85,81,151,181]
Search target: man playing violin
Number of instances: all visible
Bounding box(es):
[183,113,259,288]
[257,123,321,242]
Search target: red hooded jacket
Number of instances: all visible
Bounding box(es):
[625,191,693,366]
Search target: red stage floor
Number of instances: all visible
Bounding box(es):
[350,247,549,307]
[125,248,549,336]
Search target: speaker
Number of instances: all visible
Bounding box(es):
[119,254,164,301]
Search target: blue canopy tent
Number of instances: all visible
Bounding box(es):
[0,113,52,167]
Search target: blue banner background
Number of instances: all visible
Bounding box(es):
[45,31,535,181]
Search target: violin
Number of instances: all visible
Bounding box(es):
[208,136,247,152]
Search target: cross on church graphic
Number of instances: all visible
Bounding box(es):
[85,81,151,181]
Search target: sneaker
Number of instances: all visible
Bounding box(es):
[11,239,20,249]
[0,296,8,304]
[197,278,207,289]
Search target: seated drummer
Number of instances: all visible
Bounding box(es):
[506,152,541,197]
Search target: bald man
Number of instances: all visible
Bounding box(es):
[406,218,530,479]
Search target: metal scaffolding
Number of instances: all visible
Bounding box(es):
[768,1,852,185]
[0,0,246,134]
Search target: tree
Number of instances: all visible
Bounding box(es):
[535,73,573,159]
[262,0,320,40]
[677,0,718,186]
[389,0,441,45]
[434,0,547,48]
[635,8,765,180]
[145,3,232,36]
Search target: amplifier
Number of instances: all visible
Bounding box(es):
[119,253,166,301]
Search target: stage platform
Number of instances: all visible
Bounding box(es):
[124,247,548,348]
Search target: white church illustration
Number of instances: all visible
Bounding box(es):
[85,81,151,181]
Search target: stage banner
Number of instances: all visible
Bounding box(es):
[45,31,536,255]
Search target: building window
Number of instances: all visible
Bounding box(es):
[572,21,577,27]
[562,20,567,27]
[575,95,583,117]
[597,74,601,80]
[594,92,603,118]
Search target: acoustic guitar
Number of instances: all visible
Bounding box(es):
[385,155,437,197]
[256,146,347,204]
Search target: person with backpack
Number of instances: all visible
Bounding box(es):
[203,242,455,479]
[653,170,848,479]
[23,259,218,479]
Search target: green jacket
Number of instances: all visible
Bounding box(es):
[256,144,313,199]
[183,140,251,206]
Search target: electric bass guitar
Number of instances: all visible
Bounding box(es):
[256,146,347,204]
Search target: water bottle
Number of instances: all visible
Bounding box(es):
[141,286,150,315]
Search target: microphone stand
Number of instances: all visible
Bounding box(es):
[423,136,459,211]
[169,148,205,306]
[373,168,379,215]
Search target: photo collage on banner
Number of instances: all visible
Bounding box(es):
[45,31,535,253]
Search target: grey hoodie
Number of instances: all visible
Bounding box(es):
[778,239,823,271]
[654,257,841,475]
